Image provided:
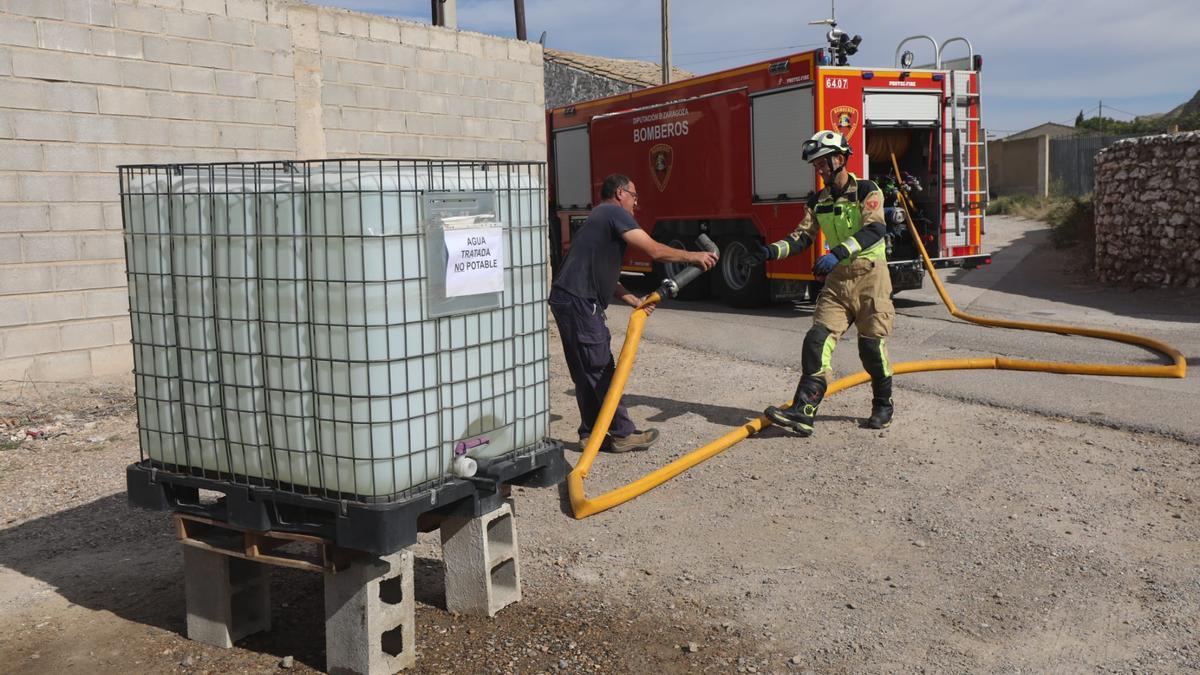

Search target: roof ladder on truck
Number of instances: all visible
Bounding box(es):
[943,37,988,239]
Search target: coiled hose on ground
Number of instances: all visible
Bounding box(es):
[566,155,1187,519]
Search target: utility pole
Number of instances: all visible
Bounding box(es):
[514,0,526,41]
[661,0,670,84]
[1099,99,1103,119]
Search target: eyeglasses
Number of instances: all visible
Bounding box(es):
[621,188,639,201]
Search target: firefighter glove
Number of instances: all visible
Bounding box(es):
[749,244,772,266]
[813,252,839,276]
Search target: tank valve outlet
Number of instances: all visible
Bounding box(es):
[452,455,478,478]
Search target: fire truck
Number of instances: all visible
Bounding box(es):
[546,31,991,307]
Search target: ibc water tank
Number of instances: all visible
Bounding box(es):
[120,159,550,500]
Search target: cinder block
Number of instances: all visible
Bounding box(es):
[22,233,78,263]
[19,175,76,203]
[2,324,63,358]
[229,45,272,73]
[98,87,150,116]
[368,18,400,43]
[398,22,429,49]
[75,174,119,202]
[30,350,92,382]
[90,343,133,377]
[254,24,291,52]
[415,49,444,72]
[215,70,257,97]
[111,316,132,344]
[256,126,293,152]
[61,320,114,350]
[84,289,129,317]
[64,0,116,27]
[456,33,483,58]
[462,117,487,138]
[0,296,30,328]
[257,74,294,102]
[271,52,292,76]
[375,111,404,133]
[447,137,474,159]
[418,136,448,158]
[78,232,123,260]
[67,53,122,86]
[182,0,226,16]
[170,65,216,94]
[0,236,21,264]
[120,60,172,91]
[210,16,254,46]
[41,83,98,113]
[324,550,416,675]
[90,29,144,59]
[480,37,506,61]
[0,47,12,76]
[11,49,68,81]
[146,91,197,120]
[70,115,120,144]
[190,41,232,70]
[195,94,238,122]
[0,204,49,233]
[0,15,39,47]
[232,99,275,125]
[434,115,462,137]
[8,0,65,21]
[30,291,84,323]
[356,40,389,65]
[114,5,165,34]
[48,203,104,231]
[0,355,34,382]
[0,175,16,201]
[52,261,124,291]
[273,101,294,127]
[144,35,190,65]
[0,265,52,296]
[389,134,419,157]
[37,20,92,53]
[387,43,416,68]
[44,142,100,172]
[215,123,257,149]
[165,9,211,39]
[183,546,271,649]
[439,499,521,617]
[507,40,532,63]
[427,28,455,52]
[226,0,268,23]
[0,142,43,171]
[335,13,370,38]
[10,111,71,142]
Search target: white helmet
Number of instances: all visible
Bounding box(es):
[801,130,852,163]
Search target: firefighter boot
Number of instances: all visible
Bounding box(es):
[866,376,894,429]
[764,377,827,437]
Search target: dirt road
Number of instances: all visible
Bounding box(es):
[1,217,1197,673]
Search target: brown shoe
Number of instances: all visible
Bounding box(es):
[579,434,611,451]
[608,428,659,453]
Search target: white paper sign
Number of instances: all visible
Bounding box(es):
[444,227,504,297]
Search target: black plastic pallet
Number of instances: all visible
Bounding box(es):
[127,440,567,556]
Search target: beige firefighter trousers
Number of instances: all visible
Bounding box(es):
[810,257,894,381]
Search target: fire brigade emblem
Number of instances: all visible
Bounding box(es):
[829,106,859,140]
[649,143,674,191]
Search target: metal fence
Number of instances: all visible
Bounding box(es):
[1049,133,1140,196]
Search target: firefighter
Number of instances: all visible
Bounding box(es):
[550,173,718,452]
[751,130,895,435]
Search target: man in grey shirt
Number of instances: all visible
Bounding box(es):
[550,173,717,452]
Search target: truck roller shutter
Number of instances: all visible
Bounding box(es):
[863,93,941,124]
[752,86,814,201]
[553,126,591,209]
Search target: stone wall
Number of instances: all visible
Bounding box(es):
[1093,132,1200,288]
[543,60,639,109]
[0,0,545,382]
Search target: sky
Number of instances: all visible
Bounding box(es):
[312,0,1199,137]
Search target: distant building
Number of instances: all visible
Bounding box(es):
[543,48,693,109]
[1001,122,1081,141]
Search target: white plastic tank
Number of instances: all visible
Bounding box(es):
[121,160,550,499]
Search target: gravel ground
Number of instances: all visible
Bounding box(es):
[1,308,1197,674]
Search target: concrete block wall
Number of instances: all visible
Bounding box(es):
[1094,131,1200,288]
[0,0,546,382]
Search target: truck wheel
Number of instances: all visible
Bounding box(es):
[653,237,709,301]
[712,237,768,307]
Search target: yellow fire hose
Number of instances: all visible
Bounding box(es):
[566,155,1187,519]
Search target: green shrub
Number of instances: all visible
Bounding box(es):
[1047,195,1094,248]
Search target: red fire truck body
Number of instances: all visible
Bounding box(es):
[547,40,991,306]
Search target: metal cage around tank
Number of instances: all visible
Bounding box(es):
[120,159,556,512]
